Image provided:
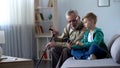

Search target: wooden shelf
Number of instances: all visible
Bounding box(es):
[34,0,58,60]
[35,33,52,38]
[35,20,53,23]
[36,7,53,9]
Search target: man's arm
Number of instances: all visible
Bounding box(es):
[54,24,70,42]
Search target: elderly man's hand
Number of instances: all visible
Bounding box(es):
[46,42,55,48]
[50,28,59,37]
[67,41,72,49]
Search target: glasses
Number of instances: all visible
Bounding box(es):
[68,19,77,23]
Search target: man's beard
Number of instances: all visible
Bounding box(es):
[71,24,77,30]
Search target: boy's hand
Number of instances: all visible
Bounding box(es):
[76,41,83,46]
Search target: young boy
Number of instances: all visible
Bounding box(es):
[71,12,108,60]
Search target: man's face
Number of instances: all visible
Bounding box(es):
[66,13,77,28]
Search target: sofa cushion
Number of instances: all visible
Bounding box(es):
[108,34,120,52]
[111,37,120,64]
[61,57,120,68]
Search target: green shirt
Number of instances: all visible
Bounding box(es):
[72,27,108,52]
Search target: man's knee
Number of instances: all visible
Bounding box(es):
[62,48,70,54]
[51,46,60,52]
[51,46,63,55]
[51,47,56,52]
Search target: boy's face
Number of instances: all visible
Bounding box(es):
[66,13,77,28]
[83,18,95,29]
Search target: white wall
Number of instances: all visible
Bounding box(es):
[58,0,120,45]
[57,0,71,32]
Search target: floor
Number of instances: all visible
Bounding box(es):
[34,59,52,68]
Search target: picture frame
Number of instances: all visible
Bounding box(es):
[98,0,110,7]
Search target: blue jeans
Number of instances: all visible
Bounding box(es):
[71,44,107,59]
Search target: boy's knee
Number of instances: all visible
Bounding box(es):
[90,44,98,48]
[89,44,99,53]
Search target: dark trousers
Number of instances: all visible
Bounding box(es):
[71,44,107,59]
[88,44,107,59]
[51,46,71,68]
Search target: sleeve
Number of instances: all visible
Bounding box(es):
[71,44,84,49]
[54,24,70,42]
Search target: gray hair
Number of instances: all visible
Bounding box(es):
[65,9,78,16]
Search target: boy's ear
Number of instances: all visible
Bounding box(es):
[91,19,95,24]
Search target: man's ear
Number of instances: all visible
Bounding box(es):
[76,16,80,20]
[76,16,81,23]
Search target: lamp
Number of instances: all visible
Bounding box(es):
[0,31,5,58]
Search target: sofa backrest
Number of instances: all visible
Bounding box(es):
[107,34,120,54]
[108,34,120,64]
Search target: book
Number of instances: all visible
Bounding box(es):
[40,13,44,20]
[48,0,53,7]
[35,9,42,22]
[35,24,44,34]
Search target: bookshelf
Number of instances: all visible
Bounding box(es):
[34,0,58,60]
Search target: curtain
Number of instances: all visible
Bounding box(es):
[0,0,36,59]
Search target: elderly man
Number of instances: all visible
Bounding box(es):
[47,9,85,68]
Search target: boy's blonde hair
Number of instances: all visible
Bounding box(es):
[83,12,97,24]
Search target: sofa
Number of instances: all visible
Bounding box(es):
[61,34,120,68]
